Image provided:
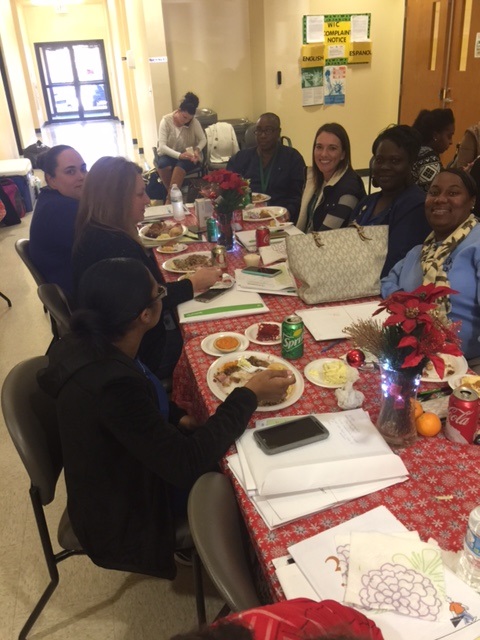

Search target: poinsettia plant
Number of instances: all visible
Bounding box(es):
[344,284,462,379]
[200,169,250,216]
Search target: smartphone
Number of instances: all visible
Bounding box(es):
[254,415,329,455]
[241,266,282,278]
[194,288,228,303]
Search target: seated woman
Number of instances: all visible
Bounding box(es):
[29,145,87,296]
[411,108,455,192]
[156,92,206,202]
[382,169,480,365]
[352,125,430,277]
[296,123,366,232]
[38,257,293,579]
[72,156,220,379]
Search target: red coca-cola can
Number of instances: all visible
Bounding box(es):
[256,226,270,248]
[445,386,480,444]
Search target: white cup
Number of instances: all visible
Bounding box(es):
[244,253,261,267]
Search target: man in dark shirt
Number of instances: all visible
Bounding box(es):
[227,113,306,224]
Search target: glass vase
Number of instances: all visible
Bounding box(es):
[215,211,235,251]
[376,364,421,447]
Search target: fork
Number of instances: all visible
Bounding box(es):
[237,359,267,374]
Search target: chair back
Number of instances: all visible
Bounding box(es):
[188,472,261,612]
[38,284,72,339]
[1,356,63,506]
[15,238,46,287]
[205,122,240,170]
[244,124,292,150]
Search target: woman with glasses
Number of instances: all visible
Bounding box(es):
[72,155,221,379]
[156,91,206,202]
[352,125,430,277]
[227,113,306,224]
[38,257,294,579]
[296,123,366,232]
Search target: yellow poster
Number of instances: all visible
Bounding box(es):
[324,19,350,60]
[348,41,372,65]
[301,44,325,68]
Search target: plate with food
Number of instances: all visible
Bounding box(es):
[155,242,188,254]
[242,206,287,221]
[201,332,250,357]
[251,192,271,204]
[139,221,187,245]
[304,358,357,389]
[449,374,480,392]
[162,251,214,273]
[420,354,468,383]
[207,351,303,411]
[245,322,282,345]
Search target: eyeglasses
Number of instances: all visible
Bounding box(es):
[149,285,167,306]
[254,127,279,136]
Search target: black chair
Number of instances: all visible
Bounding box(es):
[37,283,72,339]
[244,123,292,149]
[15,238,46,289]
[0,291,12,306]
[188,472,261,619]
[1,356,205,639]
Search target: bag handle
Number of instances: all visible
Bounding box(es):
[312,221,373,248]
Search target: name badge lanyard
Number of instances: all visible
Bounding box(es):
[258,149,278,193]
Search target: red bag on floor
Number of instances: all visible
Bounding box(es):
[0,178,26,218]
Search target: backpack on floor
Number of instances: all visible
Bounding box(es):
[23,140,51,169]
[0,178,26,219]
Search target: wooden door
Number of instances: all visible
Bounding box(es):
[399,0,480,165]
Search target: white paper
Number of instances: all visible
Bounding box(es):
[350,15,369,42]
[327,45,345,59]
[143,204,174,220]
[296,302,388,341]
[234,263,297,297]
[306,15,324,43]
[235,226,303,252]
[177,286,268,323]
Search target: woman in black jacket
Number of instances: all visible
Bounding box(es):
[72,156,220,378]
[38,258,293,579]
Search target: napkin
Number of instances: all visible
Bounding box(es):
[344,532,449,622]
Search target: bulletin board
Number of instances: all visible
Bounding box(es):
[301,14,372,106]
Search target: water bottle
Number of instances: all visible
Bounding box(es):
[457,505,480,591]
[170,184,185,221]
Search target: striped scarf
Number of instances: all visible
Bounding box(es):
[421,213,477,313]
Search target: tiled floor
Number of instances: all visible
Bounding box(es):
[0,122,222,640]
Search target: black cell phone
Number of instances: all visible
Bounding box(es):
[241,266,282,278]
[253,415,329,455]
[194,288,228,303]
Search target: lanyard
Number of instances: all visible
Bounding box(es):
[258,149,278,193]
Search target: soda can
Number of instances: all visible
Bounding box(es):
[282,314,304,359]
[256,226,270,248]
[445,386,480,444]
[206,217,219,242]
[211,245,227,270]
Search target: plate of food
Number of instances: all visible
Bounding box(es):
[155,242,188,254]
[162,251,214,273]
[245,322,282,345]
[304,358,357,389]
[449,374,480,392]
[420,354,468,383]
[207,351,303,411]
[251,192,271,204]
[242,206,287,221]
[201,332,250,356]
[139,221,187,245]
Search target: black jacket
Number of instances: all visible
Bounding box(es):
[38,336,257,579]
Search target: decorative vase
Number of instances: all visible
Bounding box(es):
[376,363,421,447]
[216,211,235,251]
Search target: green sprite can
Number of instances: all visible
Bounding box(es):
[206,217,219,242]
[281,314,304,359]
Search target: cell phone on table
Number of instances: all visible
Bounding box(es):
[194,288,228,303]
[254,415,329,455]
[241,266,282,278]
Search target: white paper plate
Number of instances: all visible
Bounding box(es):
[243,206,287,221]
[155,243,188,254]
[139,222,187,245]
[201,332,250,356]
[162,251,213,273]
[207,351,303,412]
[245,322,282,345]
[304,358,356,389]
[251,192,271,204]
[420,354,468,383]
[449,373,480,391]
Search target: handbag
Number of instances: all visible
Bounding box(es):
[286,223,388,304]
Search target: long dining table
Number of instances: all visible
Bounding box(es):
[152,212,480,602]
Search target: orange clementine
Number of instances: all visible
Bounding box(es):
[416,411,441,437]
[413,400,424,419]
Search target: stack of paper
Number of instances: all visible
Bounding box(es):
[296,301,388,341]
[235,226,303,253]
[228,410,408,529]
[177,286,269,323]
[234,263,297,297]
